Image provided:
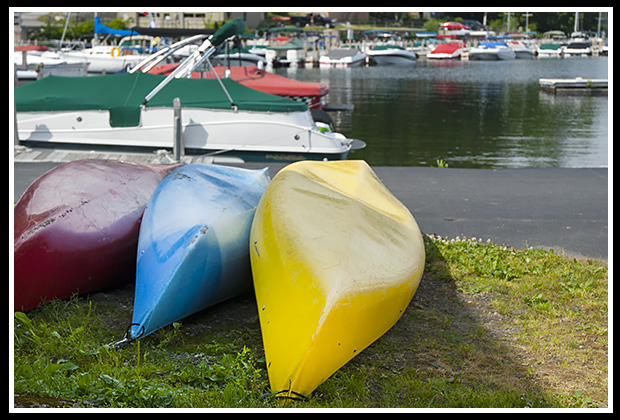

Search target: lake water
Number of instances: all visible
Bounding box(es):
[275,56,609,168]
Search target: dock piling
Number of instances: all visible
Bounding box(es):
[173,97,184,161]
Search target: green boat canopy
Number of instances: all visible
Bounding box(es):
[15,72,308,127]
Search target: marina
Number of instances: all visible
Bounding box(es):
[13,54,608,169]
[13,13,609,168]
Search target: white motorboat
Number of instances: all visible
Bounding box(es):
[537,43,564,57]
[563,32,593,57]
[319,48,366,67]
[537,30,567,58]
[366,45,417,65]
[14,19,358,162]
[265,38,307,67]
[506,40,536,59]
[14,48,89,80]
[39,45,147,74]
[469,42,516,60]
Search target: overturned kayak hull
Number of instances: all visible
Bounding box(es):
[13,160,178,312]
[128,163,270,341]
[250,160,425,398]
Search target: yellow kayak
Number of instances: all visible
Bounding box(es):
[250,160,425,399]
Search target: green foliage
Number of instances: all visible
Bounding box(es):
[33,16,131,42]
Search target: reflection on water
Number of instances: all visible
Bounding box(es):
[278,57,608,168]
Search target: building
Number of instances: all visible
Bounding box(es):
[124,11,266,30]
[13,11,267,44]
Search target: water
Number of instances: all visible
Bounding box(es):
[276,57,609,168]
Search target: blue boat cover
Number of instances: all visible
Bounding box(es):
[478,42,509,48]
[94,17,139,37]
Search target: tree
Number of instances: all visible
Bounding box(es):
[32,15,132,42]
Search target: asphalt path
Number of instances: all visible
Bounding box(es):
[12,161,609,260]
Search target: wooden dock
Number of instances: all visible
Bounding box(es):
[539,77,608,95]
[13,145,245,165]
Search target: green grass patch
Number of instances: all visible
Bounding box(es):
[13,235,608,409]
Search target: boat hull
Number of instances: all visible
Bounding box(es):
[318,57,366,67]
[318,49,367,68]
[470,44,516,60]
[537,44,564,58]
[563,47,592,57]
[470,50,516,60]
[15,107,352,161]
[129,163,270,340]
[13,160,177,312]
[45,50,146,74]
[367,49,417,65]
[514,49,536,59]
[427,52,462,59]
[250,160,425,398]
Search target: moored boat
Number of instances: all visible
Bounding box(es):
[366,45,417,65]
[149,64,329,109]
[537,30,567,58]
[426,42,465,59]
[13,160,177,312]
[265,37,307,68]
[319,48,367,68]
[14,48,90,80]
[537,43,564,57]
[563,32,593,57]
[507,40,536,59]
[250,160,425,399]
[469,41,516,60]
[122,163,269,343]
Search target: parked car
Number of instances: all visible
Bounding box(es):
[440,21,470,31]
[460,19,489,31]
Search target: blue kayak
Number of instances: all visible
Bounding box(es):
[127,163,270,341]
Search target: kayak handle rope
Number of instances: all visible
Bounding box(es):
[108,323,144,351]
[260,389,309,402]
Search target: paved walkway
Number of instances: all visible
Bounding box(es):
[13,148,608,260]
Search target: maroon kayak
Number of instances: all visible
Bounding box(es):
[14,160,178,311]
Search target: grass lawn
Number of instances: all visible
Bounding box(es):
[12,235,608,410]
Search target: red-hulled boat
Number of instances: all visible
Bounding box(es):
[149,64,329,109]
[13,160,178,311]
